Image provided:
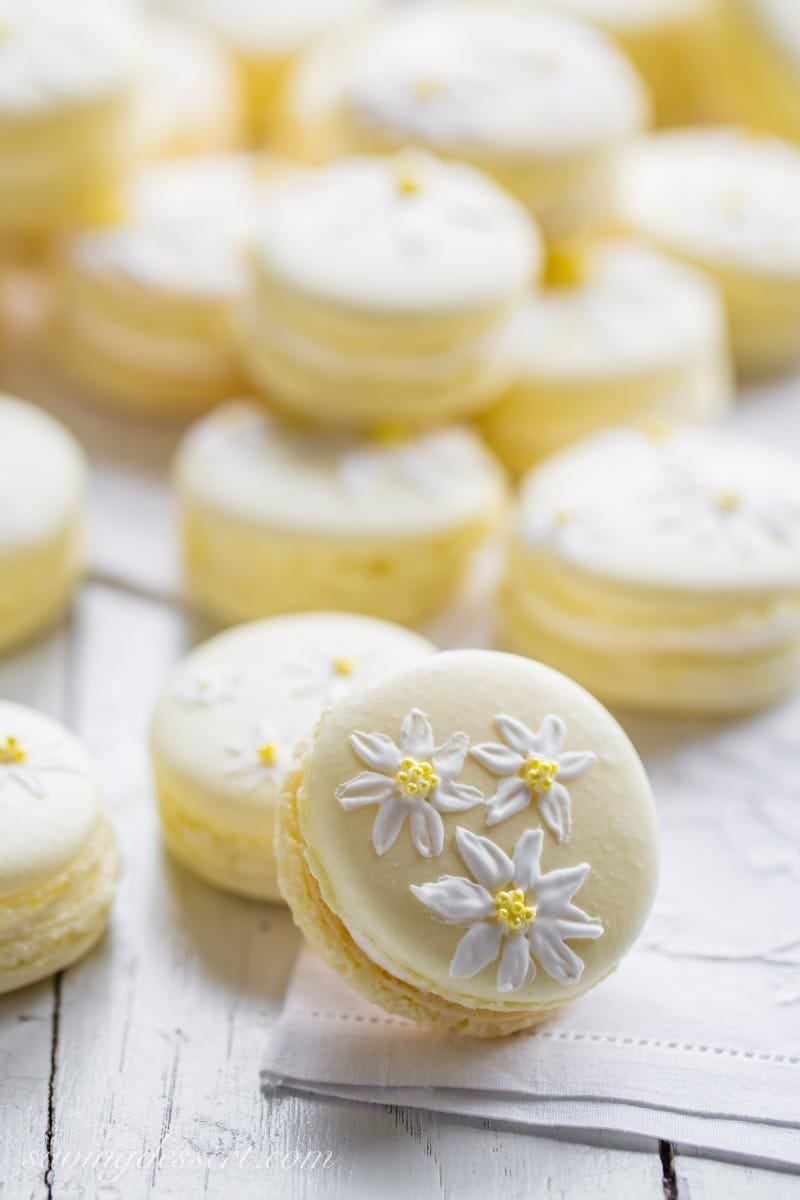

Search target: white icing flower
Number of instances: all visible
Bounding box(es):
[337,432,447,499]
[471,714,595,841]
[0,733,81,799]
[285,646,376,706]
[335,708,484,858]
[412,826,604,992]
[225,718,288,790]
[174,669,238,709]
[641,448,800,550]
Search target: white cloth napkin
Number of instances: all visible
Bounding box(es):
[263,698,800,1169]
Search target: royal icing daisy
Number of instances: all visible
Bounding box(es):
[471,714,595,841]
[412,826,604,992]
[335,707,484,858]
[174,669,238,709]
[225,717,288,791]
[0,731,81,798]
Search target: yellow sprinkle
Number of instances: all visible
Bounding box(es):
[716,490,742,512]
[519,755,559,793]
[494,887,536,931]
[370,420,410,446]
[258,742,278,766]
[553,509,573,527]
[395,757,438,799]
[544,245,587,289]
[412,76,444,100]
[0,736,26,766]
[332,657,357,677]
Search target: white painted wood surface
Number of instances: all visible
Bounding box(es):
[1,348,800,1197]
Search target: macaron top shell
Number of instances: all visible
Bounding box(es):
[175,404,508,538]
[172,0,383,56]
[151,613,435,828]
[251,153,540,317]
[517,427,800,594]
[336,3,648,159]
[0,701,102,897]
[0,396,86,551]
[618,129,800,277]
[299,650,658,1009]
[0,0,141,117]
[70,155,269,299]
[498,241,724,380]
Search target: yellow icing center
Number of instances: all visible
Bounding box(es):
[332,656,357,677]
[258,742,279,766]
[520,756,559,792]
[413,76,444,100]
[553,508,573,528]
[370,420,410,445]
[544,245,587,289]
[640,419,675,443]
[395,757,439,799]
[716,490,742,513]
[0,736,26,765]
[495,888,536,933]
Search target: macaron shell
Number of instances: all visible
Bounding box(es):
[0,702,103,897]
[298,650,658,1011]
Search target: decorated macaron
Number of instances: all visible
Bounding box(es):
[174,403,508,627]
[0,0,142,244]
[170,0,383,140]
[502,425,800,714]
[0,701,118,994]
[237,152,540,426]
[277,649,658,1036]
[128,13,243,160]
[284,1,648,241]
[55,155,271,416]
[150,612,434,900]
[616,128,800,377]
[536,0,719,126]
[483,239,731,474]
[0,395,86,655]
[711,0,800,142]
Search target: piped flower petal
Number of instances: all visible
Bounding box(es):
[410,804,445,858]
[431,731,469,779]
[349,731,403,773]
[400,708,435,760]
[470,742,523,777]
[539,781,572,843]
[455,827,514,891]
[450,922,503,979]
[372,795,410,854]
[485,777,531,827]
[335,771,397,808]
[411,876,495,922]
[494,714,537,757]
[497,931,532,993]
[557,750,597,782]
[433,779,484,813]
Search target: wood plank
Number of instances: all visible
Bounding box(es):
[676,1154,800,1200]
[0,623,71,1200]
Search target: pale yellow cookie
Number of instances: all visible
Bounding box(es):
[277,649,658,1035]
[150,612,434,900]
[483,240,731,474]
[501,426,800,713]
[237,152,541,426]
[174,403,508,627]
[283,1,649,240]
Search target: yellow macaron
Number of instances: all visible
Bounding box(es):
[237,152,541,427]
[501,425,800,714]
[283,1,649,241]
[483,239,731,474]
[616,127,800,377]
[173,403,508,628]
[277,649,659,1036]
[0,395,86,656]
[0,701,119,994]
[0,0,142,246]
[150,611,434,900]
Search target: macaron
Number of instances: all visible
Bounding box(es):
[0,701,118,994]
[170,0,383,140]
[483,239,731,475]
[277,649,659,1036]
[501,426,800,714]
[55,155,271,416]
[283,1,649,241]
[174,403,508,627]
[150,612,434,900]
[711,0,800,141]
[0,0,141,245]
[0,395,86,655]
[534,0,720,126]
[128,13,243,160]
[616,128,800,377]
[236,152,540,426]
